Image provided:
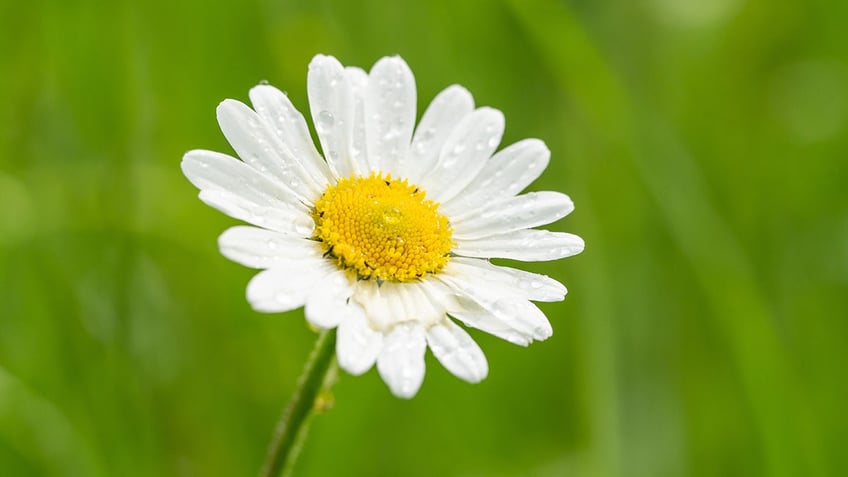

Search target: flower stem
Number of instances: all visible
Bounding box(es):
[261,329,337,477]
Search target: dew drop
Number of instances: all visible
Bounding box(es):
[266,239,278,250]
[294,218,314,236]
[317,110,335,132]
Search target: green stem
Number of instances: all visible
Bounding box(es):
[260,329,337,477]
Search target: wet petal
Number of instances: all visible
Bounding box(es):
[377,322,427,398]
[336,306,383,375]
[216,100,316,204]
[181,150,312,234]
[452,191,574,240]
[453,230,585,261]
[307,54,357,178]
[365,56,417,177]
[305,269,358,329]
[445,257,567,302]
[441,139,550,217]
[248,84,332,193]
[419,107,504,204]
[427,320,488,383]
[218,226,320,269]
[406,85,475,184]
[246,261,330,313]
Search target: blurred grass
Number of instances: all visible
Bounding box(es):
[1,0,847,476]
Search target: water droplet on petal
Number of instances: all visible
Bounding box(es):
[294,218,314,236]
[317,110,335,132]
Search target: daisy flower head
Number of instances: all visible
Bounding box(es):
[182,54,584,398]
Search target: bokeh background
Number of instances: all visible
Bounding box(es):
[2,0,847,475]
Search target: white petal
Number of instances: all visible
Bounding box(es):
[216,100,316,203]
[445,257,567,302]
[248,85,332,192]
[336,306,382,375]
[353,283,397,332]
[452,191,574,240]
[305,269,356,329]
[377,322,427,398]
[441,139,550,217]
[365,56,416,176]
[218,226,321,268]
[345,66,371,175]
[307,54,357,178]
[245,260,330,313]
[405,85,475,184]
[402,281,446,325]
[181,150,312,234]
[427,320,488,383]
[453,230,585,261]
[419,107,504,204]
[352,281,443,331]
[439,274,553,344]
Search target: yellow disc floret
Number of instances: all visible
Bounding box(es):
[312,173,453,282]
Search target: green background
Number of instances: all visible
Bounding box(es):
[1,0,846,475]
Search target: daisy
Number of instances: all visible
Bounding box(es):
[182,54,584,398]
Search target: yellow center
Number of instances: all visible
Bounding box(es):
[312,173,453,282]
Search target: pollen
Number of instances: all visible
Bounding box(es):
[312,173,453,282]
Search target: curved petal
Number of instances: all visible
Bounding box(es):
[246,260,331,313]
[345,66,371,175]
[405,85,475,184]
[365,56,417,177]
[307,54,357,178]
[336,305,382,375]
[353,282,400,332]
[248,84,332,192]
[181,150,312,234]
[218,226,321,269]
[305,269,356,329]
[402,281,446,326]
[452,191,574,240]
[419,107,504,204]
[441,138,550,217]
[453,230,585,261]
[376,322,427,398]
[444,257,567,302]
[427,320,488,383]
[439,273,553,345]
[352,281,442,331]
[216,100,317,204]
